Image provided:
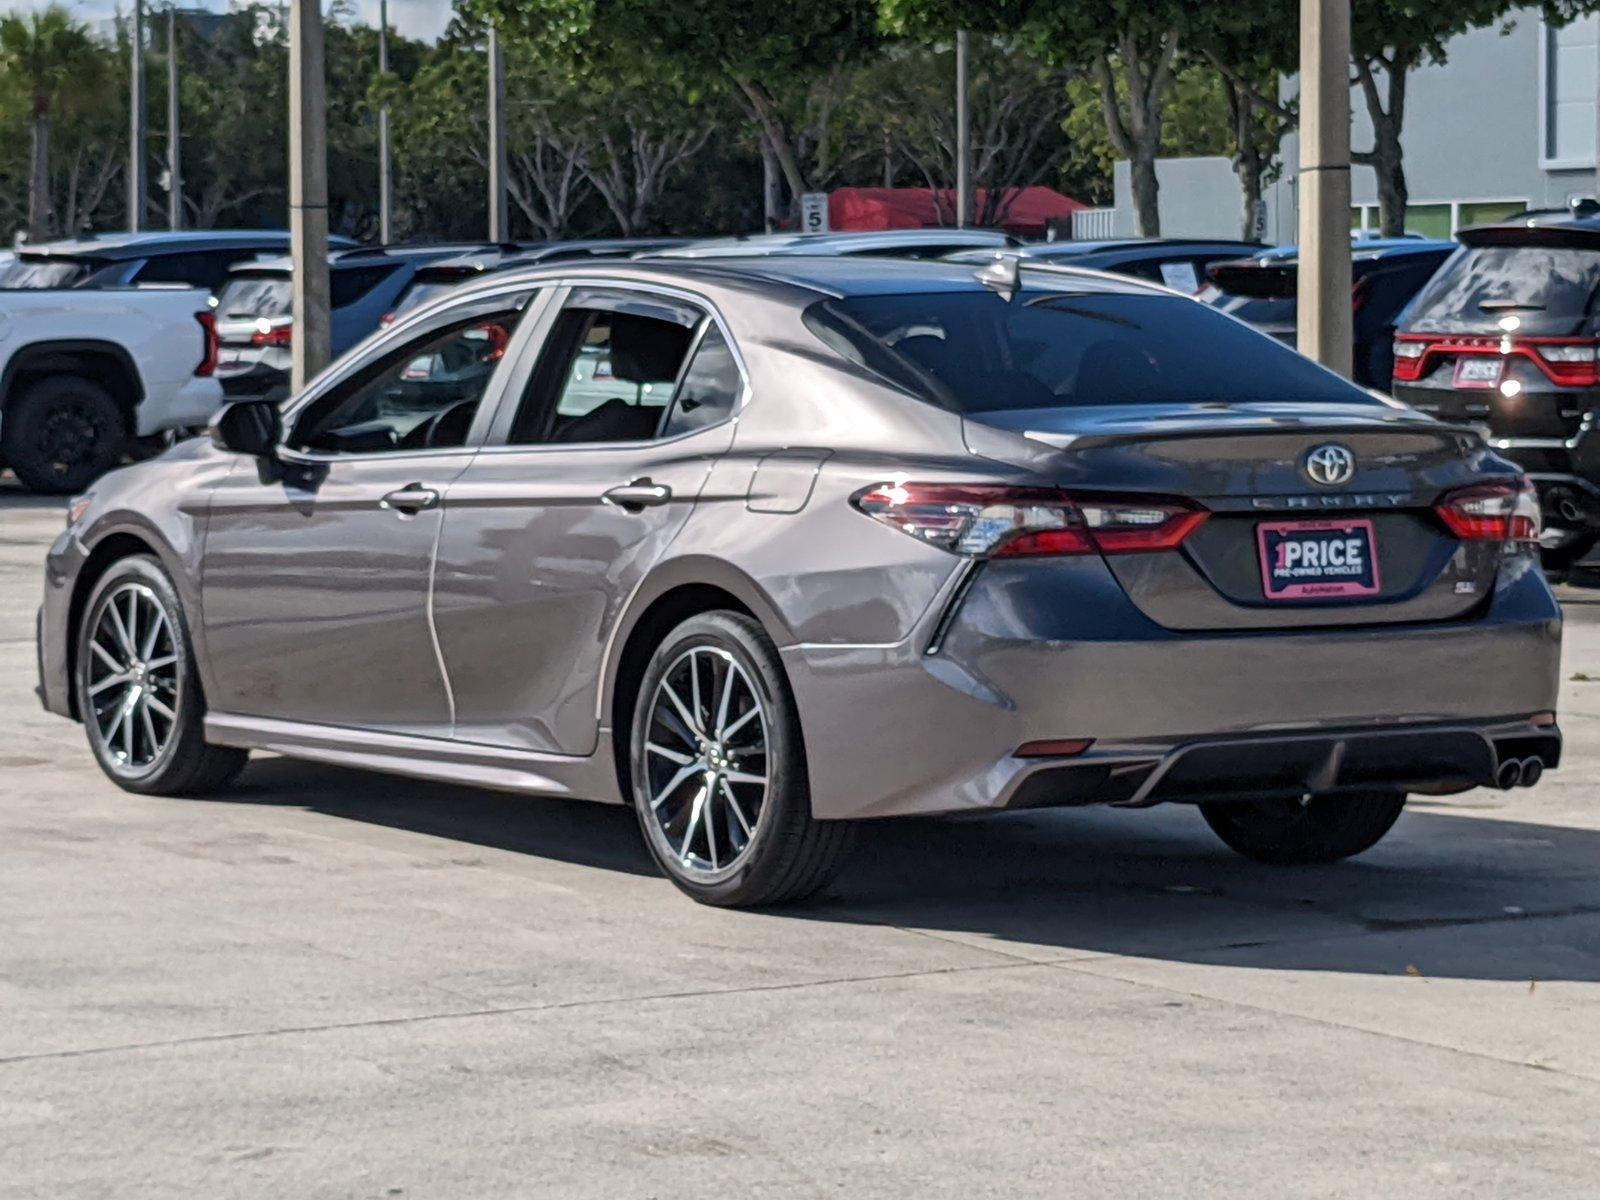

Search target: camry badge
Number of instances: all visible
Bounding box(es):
[1303,443,1356,487]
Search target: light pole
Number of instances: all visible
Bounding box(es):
[166,6,181,230]
[289,0,331,390]
[487,23,508,242]
[377,0,392,244]
[1296,0,1353,375]
[129,0,146,231]
[955,30,971,228]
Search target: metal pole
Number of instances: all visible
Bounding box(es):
[487,24,508,242]
[166,6,181,230]
[129,0,146,231]
[289,0,331,390]
[955,30,971,228]
[1296,0,1353,375]
[377,0,392,243]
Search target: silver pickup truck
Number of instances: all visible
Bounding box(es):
[0,286,223,493]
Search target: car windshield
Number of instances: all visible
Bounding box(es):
[1406,245,1600,334]
[804,289,1368,412]
[0,257,100,288]
[216,275,292,319]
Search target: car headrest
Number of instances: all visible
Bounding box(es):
[609,314,693,383]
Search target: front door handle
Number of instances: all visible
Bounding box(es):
[601,480,672,512]
[379,483,441,515]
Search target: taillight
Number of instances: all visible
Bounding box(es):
[1531,340,1600,387]
[194,311,219,377]
[1435,480,1540,545]
[250,321,293,348]
[850,483,1207,559]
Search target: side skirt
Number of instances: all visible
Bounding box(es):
[204,713,626,803]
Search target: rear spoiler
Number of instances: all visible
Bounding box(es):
[1458,221,1600,250]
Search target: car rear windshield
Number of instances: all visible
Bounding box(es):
[1405,245,1600,334]
[0,256,102,288]
[216,274,292,319]
[804,289,1365,412]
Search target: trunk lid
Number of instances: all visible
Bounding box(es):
[964,402,1512,631]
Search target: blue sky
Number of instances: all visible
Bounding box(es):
[13,0,455,42]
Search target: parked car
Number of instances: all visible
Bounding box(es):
[1390,217,1600,568]
[386,239,689,324]
[0,230,356,293]
[39,257,1561,906]
[947,237,1265,293]
[655,229,1017,259]
[1200,238,1457,390]
[0,285,221,492]
[210,243,498,401]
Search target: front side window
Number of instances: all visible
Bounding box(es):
[289,308,524,455]
[806,289,1375,413]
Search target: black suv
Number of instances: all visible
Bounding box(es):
[1392,219,1600,567]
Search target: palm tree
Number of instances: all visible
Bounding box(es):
[0,7,106,241]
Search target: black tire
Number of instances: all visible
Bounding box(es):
[628,611,854,908]
[1200,791,1406,865]
[2,375,128,494]
[1540,533,1598,578]
[75,554,248,796]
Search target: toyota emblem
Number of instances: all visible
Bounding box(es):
[1303,443,1356,487]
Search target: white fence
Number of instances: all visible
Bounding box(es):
[1071,207,1116,240]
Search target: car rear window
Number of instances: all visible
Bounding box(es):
[1405,245,1600,334]
[0,256,103,288]
[804,289,1367,412]
[331,264,399,308]
[216,274,292,318]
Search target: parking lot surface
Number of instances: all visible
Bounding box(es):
[3,481,1599,1198]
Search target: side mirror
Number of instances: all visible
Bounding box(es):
[210,399,281,458]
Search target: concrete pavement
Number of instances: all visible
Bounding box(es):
[3,481,1599,1198]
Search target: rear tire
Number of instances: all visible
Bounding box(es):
[2,376,128,494]
[628,611,854,908]
[75,555,248,796]
[1200,791,1405,865]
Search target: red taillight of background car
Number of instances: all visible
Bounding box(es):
[194,311,219,377]
[1435,480,1540,545]
[250,324,293,348]
[1393,334,1600,387]
[851,483,1208,559]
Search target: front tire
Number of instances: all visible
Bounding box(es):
[75,555,248,796]
[1200,791,1406,865]
[628,611,854,907]
[2,375,128,494]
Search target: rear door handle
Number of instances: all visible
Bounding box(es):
[601,480,672,511]
[379,484,441,515]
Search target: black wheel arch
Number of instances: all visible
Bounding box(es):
[1,339,145,434]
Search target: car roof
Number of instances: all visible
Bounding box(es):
[1456,215,1600,248]
[952,238,1265,264]
[1236,238,1455,266]
[656,229,1016,258]
[431,254,1165,311]
[15,230,355,260]
[233,243,503,275]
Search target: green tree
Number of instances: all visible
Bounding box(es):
[0,6,108,240]
[1353,2,1600,235]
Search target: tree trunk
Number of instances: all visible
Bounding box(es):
[736,76,807,222]
[1369,121,1407,236]
[1354,56,1412,238]
[27,109,52,242]
[1091,35,1179,240]
[1129,149,1160,238]
[760,134,781,232]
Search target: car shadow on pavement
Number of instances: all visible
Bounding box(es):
[230,757,1600,983]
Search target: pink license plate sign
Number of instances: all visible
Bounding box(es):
[1257,518,1381,601]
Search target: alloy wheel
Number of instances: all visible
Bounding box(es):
[85,582,181,773]
[642,646,769,878]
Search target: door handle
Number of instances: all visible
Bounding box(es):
[379,484,441,515]
[601,480,672,512]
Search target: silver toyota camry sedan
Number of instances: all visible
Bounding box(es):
[36,257,1563,906]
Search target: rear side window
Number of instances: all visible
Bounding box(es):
[1406,245,1600,334]
[805,289,1373,413]
[216,274,292,318]
[662,325,742,437]
[131,251,244,290]
[331,265,399,308]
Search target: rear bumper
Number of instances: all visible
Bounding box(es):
[782,554,1562,820]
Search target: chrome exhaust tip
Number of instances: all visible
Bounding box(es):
[1519,757,1544,788]
[1495,758,1522,790]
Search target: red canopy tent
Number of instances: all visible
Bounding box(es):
[828,186,1085,239]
